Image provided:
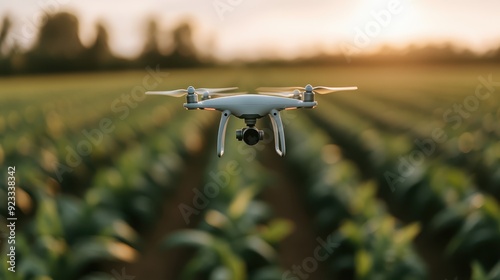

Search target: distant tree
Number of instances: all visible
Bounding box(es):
[0,16,12,74]
[139,19,162,66]
[84,22,114,69]
[171,22,196,58]
[164,21,201,67]
[89,23,111,59]
[27,12,85,72]
[36,12,84,58]
[0,16,12,55]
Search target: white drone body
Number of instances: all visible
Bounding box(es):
[146,84,357,157]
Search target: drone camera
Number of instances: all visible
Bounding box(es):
[236,127,264,145]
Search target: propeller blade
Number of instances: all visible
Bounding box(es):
[200,91,247,100]
[257,85,358,95]
[145,89,187,97]
[196,87,239,93]
[313,86,358,94]
[209,92,247,98]
[256,86,302,92]
[258,91,296,98]
[146,87,239,98]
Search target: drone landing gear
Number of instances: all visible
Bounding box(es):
[217,110,231,157]
[216,110,286,157]
[269,109,286,156]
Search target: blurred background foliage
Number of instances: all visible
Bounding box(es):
[0,12,207,75]
[0,11,499,75]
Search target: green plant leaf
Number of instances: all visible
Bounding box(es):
[355,250,373,279]
[68,237,137,275]
[35,193,63,237]
[240,236,277,263]
[210,266,231,280]
[471,261,488,280]
[259,219,294,244]
[180,249,218,279]
[250,266,284,280]
[163,230,216,249]
[16,255,48,279]
[229,186,257,219]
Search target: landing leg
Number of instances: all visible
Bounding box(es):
[269,109,286,156]
[217,110,231,157]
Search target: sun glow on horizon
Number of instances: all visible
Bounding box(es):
[336,0,426,51]
[1,0,499,60]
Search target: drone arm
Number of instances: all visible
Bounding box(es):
[217,110,231,157]
[269,109,286,156]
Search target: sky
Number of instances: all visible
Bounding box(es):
[1,0,500,61]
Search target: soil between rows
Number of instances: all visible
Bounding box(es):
[108,136,330,279]
[259,146,330,280]
[124,145,211,280]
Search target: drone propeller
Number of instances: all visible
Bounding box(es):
[257,84,358,95]
[312,86,358,94]
[200,91,248,100]
[146,86,239,97]
[259,92,295,98]
[258,89,302,99]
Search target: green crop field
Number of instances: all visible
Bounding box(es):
[1,65,500,280]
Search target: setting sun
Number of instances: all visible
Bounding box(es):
[336,0,426,52]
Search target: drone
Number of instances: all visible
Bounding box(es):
[146,84,357,157]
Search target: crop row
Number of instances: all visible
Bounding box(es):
[328,91,500,200]
[283,111,427,279]
[0,104,213,279]
[309,98,500,278]
[163,120,293,280]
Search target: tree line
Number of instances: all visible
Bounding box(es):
[0,12,499,75]
[0,12,206,75]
